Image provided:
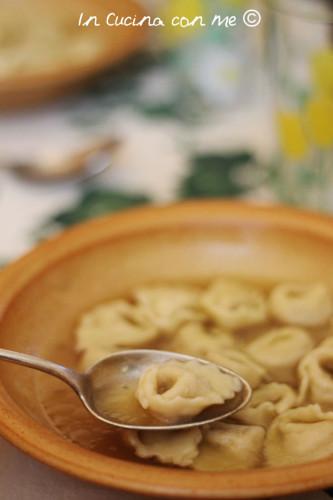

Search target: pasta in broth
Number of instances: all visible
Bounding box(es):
[246,327,314,385]
[265,405,333,466]
[170,321,234,357]
[76,300,160,368]
[298,337,333,409]
[194,422,265,471]
[234,383,297,428]
[74,277,333,471]
[124,427,202,467]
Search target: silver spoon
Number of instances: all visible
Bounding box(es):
[3,138,120,185]
[0,348,252,431]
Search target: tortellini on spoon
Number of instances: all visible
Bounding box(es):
[135,360,242,423]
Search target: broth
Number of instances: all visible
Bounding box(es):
[37,278,333,470]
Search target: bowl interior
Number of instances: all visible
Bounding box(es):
[1,202,333,496]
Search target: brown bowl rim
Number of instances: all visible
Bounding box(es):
[1,200,333,498]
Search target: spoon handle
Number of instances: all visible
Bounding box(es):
[0,348,83,394]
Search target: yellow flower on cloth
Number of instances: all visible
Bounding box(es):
[305,95,333,148]
[277,110,308,160]
[160,0,205,44]
[312,48,333,97]
[217,0,249,6]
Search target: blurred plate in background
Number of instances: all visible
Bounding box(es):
[0,0,147,109]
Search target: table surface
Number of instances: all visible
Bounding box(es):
[0,435,330,500]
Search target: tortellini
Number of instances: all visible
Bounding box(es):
[134,285,203,333]
[124,428,202,467]
[265,405,333,466]
[136,360,241,422]
[234,383,296,428]
[298,338,333,409]
[74,277,333,472]
[200,278,268,330]
[194,423,265,471]
[246,327,313,384]
[76,300,159,369]
[269,283,332,327]
[207,349,267,389]
[170,321,234,357]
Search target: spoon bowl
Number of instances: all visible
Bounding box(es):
[0,348,251,431]
[5,138,120,185]
[84,349,252,430]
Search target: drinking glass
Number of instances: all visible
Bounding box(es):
[267,0,333,210]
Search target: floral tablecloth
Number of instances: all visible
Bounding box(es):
[0,61,275,257]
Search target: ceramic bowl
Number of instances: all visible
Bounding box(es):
[0,0,147,109]
[1,201,333,498]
